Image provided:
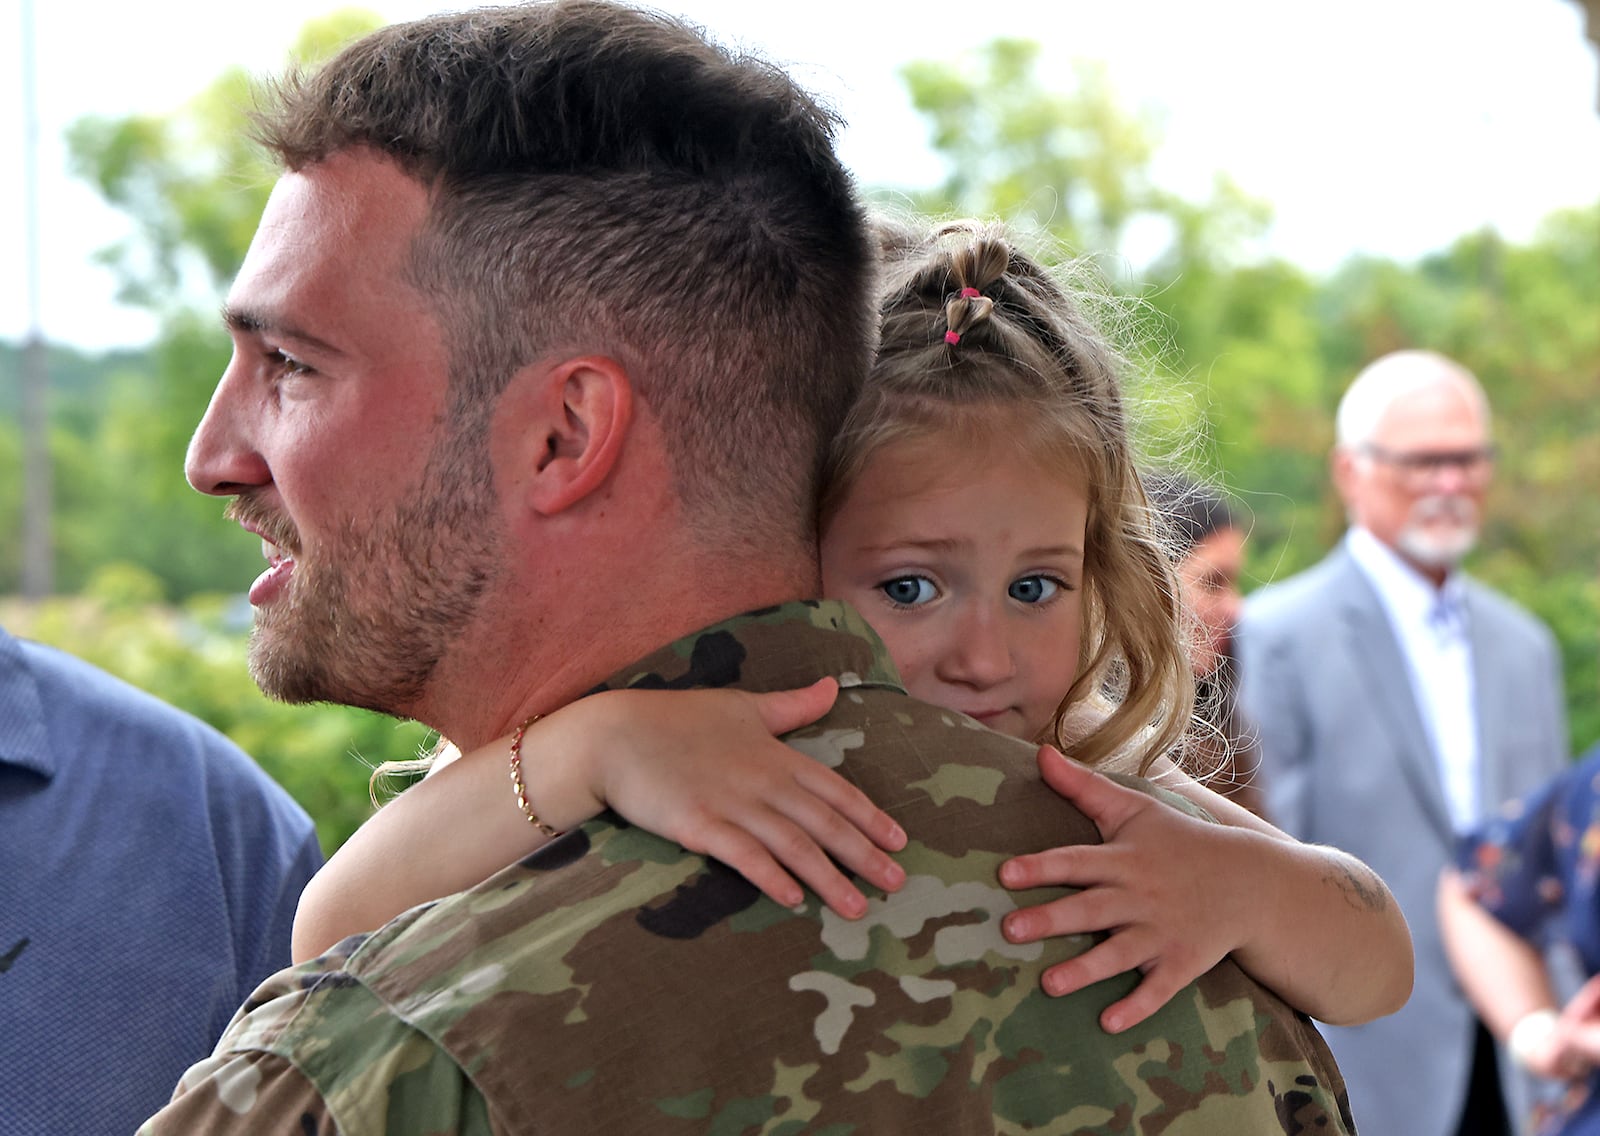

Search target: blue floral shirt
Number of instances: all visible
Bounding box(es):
[1460,742,1600,1135]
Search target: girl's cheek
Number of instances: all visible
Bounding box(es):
[890,650,938,704]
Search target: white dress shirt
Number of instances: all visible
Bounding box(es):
[1346,526,1479,832]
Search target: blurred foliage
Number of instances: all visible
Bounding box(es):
[64,9,384,307]
[899,39,1272,271]
[0,572,429,855]
[1,26,1595,856]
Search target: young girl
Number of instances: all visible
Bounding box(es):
[295,221,1412,1035]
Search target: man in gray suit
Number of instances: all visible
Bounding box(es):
[1238,349,1569,1136]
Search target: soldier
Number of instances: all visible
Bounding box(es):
[145,4,1355,1132]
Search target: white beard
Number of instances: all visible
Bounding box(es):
[1395,494,1479,570]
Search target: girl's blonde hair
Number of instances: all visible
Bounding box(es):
[820,219,1193,774]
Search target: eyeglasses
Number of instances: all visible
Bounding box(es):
[1360,443,1497,488]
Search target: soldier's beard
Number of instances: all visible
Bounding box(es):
[237,427,501,717]
[1395,494,1479,572]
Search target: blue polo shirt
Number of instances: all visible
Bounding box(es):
[0,625,323,1133]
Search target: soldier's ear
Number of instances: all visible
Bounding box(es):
[517,356,635,516]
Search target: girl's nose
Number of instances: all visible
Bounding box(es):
[939,605,1015,687]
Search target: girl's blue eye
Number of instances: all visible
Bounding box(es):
[880,576,936,606]
[1009,576,1059,604]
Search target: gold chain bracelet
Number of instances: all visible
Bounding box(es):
[509,713,563,839]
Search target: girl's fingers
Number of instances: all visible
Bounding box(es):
[624,679,904,918]
[1036,926,1157,1000]
[704,767,905,912]
[1002,887,1130,944]
[792,761,907,851]
[1095,961,1193,1034]
[753,680,908,856]
[1000,842,1121,890]
[751,678,839,736]
[774,780,906,895]
[693,795,880,919]
[1035,745,1143,834]
[741,811,872,918]
[692,822,806,909]
[1037,923,1219,1031]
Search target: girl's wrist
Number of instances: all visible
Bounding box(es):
[1217,823,1275,952]
[509,714,564,837]
[476,706,605,835]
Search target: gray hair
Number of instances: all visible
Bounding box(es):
[1334,350,1491,449]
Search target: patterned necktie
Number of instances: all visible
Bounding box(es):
[1427,592,1466,643]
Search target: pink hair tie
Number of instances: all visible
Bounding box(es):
[959,287,981,298]
[944,330,961,345]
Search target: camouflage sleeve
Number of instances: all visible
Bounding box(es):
[140,933,498,1136]
[138,1031,496,1136]
[138,1050,338,1135]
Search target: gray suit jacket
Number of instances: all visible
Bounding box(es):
[1238,541,1567,1136]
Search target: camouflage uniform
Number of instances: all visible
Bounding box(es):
[142,601,1353,1135]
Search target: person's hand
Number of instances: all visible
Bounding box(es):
[997,745,1256,1033]
[586,678,907,919]
[1547,975,1600,1079]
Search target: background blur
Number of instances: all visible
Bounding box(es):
[4,1,1597,852]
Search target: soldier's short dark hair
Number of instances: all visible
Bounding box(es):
[256,0,874,551]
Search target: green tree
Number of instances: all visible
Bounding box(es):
[896,37,1324,558]
[898,38,1271,274]
[902,42,1162,254]
[67,8,383,307]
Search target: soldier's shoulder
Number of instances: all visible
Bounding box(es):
[144,961,484,1136]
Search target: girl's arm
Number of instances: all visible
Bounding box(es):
[997,747,1413,1033]
[292,679,907,964]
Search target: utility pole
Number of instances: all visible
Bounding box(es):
[19,0,53,598]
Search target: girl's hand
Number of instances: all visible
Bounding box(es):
[292,679,905,964]
[584,678,907,919]
[997,746,1255,1033]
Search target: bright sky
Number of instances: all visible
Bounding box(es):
[4,0,1598,351]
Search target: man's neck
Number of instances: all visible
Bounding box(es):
[1401,554,1450,590]
[1346,526,1455,602]
[411,559,818,752]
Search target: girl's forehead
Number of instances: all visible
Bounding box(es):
[823,437,1090,574]
[863,428,1082,494]
[858,433,987,494]
[829,435,1088,540]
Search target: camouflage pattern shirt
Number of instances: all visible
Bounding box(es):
[142,601,1353,1135]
